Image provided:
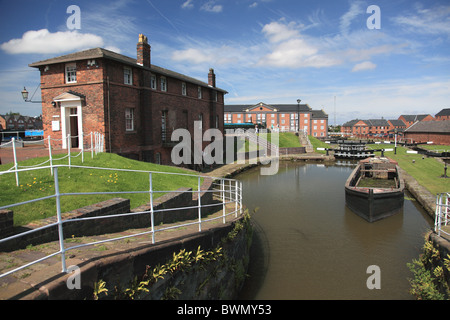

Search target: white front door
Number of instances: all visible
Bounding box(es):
[61,102,83,149]
[53,92,84,150]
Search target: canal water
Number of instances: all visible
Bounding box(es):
[237,161,433,300]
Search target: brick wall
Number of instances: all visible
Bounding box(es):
[404,132,450,145]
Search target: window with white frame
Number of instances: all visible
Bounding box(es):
[125,108,134,131]
[150,75,156,89]
[65,63,77,83]
[182,82,187,96]
[124,67,132,85]
[161,77,167,92]
[198,86,202,99]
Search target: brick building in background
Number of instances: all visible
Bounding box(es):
[29,34,227,165]
[342,109,450,143]
[225,102,328,137]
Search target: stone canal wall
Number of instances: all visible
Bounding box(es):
[20,213,252,300]
[398,167,436,219]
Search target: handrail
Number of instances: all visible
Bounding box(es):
[0,165,243,279]
[435,192,450,238]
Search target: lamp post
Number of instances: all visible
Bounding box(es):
[21,86,41,103]
[297,99,301,132]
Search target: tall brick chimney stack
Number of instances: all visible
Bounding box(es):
[137,34,151,67]
[208,68,216,87]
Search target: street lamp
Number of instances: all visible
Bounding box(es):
[297,99,301,132]
[21,86,41,103]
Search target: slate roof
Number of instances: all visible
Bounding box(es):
[388,119,407,127]
[436,108,450,117]
[342,119,390,127]
[399,114,431,122]
[342,119,360,127]
[405,120,450,133]
[29,47,228,93]
[364,119,390,127]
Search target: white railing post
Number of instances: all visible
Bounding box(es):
[48,136,53,175]
[149,172,155,244]
[67,134,71,168]
[222,179,226,223]
[53,167,67,273]
[81,131,84,163]
[90,132,94,159]
[198,176,202,232]
[240,181,243,214]
[235,180,238,218]
[444,193,450,225]
[12,137,19,186]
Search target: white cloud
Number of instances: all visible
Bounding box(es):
[172,48,213,64]
[351,61,376,72]
[0,29,103,54]
[182,0,194,9]
[339,1,364,34]
[262,21,301,43]
[258,20,340,68]
[201,1,223,13]
[392,4,450,35]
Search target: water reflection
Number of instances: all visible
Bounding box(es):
[237,161,433,300]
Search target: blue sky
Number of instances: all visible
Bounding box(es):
[0,0,449,125]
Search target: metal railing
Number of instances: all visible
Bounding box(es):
[435,192,450,238]
[0,165,243,279]
[1,132,105,186]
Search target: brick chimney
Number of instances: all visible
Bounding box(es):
[208,68,216,87]
[137,34,151,67]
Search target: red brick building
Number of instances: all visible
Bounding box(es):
[398,114,434,127]
[435,108,450,121]
[0,115,42,131]
[404,120,450,145]
[225,102,328,137]
[29,34,227,165]
[341,119,394,137]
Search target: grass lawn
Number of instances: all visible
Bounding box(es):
[419,144,450,152]
[367,144,450,195]
[308,136,330,154]
[259,132,301,148]
[237,132,301,152]
[0,152,201,226]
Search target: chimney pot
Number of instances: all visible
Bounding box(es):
[137,34,151,67]
[208,68,216,87]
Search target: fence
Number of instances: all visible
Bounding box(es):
[435,192,450,238]
[1,132,104,186]
[0,165,243,279]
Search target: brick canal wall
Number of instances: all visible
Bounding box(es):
[18,213,252,300]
